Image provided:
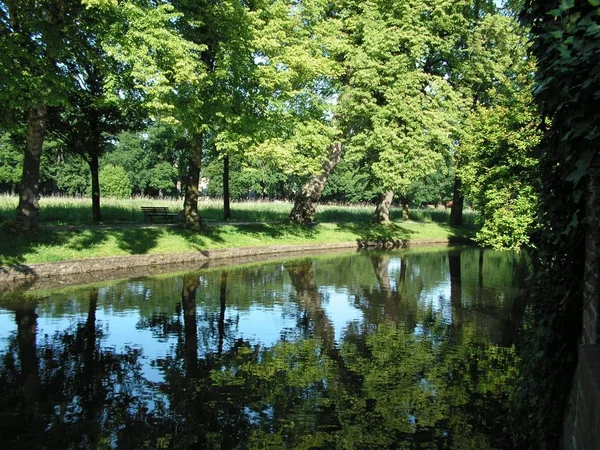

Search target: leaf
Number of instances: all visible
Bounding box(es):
[565,152,594,184]
[560,0,575,10]
[561,212,579,235]
[589,0,600,6]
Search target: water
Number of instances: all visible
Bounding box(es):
[0,246,529,449]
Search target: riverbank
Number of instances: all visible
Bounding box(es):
[0,221,474,282]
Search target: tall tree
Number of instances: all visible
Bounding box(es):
[54,0,202,222]
[243,0,343,224]
[1,0,68,228]
[339,0,461,224]
[450,7,541,246]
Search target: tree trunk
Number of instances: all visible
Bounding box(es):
[288,142,342,225]
[478,248,484,287]
[88,155,101,223]
[183,136,203,229]
[223,154,231,220]
[449,177,464,226]
[16,105,47,228]
[373,190,394,223]
[400,197,410,221]
[370,255,401,322]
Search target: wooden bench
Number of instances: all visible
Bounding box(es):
[141,206,178,223]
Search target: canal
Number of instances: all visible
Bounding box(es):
[0,246,529,449]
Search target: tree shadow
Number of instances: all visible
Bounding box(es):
[435,222,478,243]
[226,222,319,239]
[334,222,417,248]
[112,228,165,255]
[0,227,110,267]
[166,225,227,251]
[64,229,112,251]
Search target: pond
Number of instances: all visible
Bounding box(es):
[0,246,529,449]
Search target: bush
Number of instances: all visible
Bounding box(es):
[100,164,132,198]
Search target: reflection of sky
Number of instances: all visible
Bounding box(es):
[236,304,297,347]
[96,310,176,383]
[0,310,15,346]
[321,287,363,343]
[419,281,453,324]
[387,258,402,291]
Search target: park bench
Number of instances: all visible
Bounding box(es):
[141,206,179,223]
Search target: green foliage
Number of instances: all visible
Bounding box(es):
[460,100,541,249]
[99,165,132,198]
[517,1,600,447]
[150,162,178,194]
[104,129,181,195]
[0,133,22,186]
[339,0,461,197]
[450,10,541,249]
[203,156,296,201]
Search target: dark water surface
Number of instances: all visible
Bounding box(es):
[0,246,528,449]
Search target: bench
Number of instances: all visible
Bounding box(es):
[141,206,179,223]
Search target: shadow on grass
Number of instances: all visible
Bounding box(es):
[164,225,227,251]
[166,222,319,251]
[113,228,165,254]
[435,222,478,242]
[227,222,319,239]
[0,227,115,268]
[334,222,416,247]
[334,221,476,247]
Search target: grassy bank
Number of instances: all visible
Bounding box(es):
[0,221,474,266]
[0,195,478,225]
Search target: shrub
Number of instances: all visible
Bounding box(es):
[100,165,132,199]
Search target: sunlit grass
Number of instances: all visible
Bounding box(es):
[0,194,477,225]
[0,221,475,266]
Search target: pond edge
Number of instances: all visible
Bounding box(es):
[0,237,471,287]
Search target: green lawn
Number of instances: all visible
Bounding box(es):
[0,221,475,266]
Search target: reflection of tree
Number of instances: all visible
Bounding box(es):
[286,261,335,351]
[16,303,40,419]
[449,248,465,328]
[369,254,402,323]
[0,293,167,449]
[182,274,199,377]
[0,249,527,449]
[218,271,227,355]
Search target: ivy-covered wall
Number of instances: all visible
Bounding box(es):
[582,166,600,346]
[518,1,600,448]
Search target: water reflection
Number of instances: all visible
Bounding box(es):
[0,246,528,449]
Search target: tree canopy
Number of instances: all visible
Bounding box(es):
[1,0,541,248]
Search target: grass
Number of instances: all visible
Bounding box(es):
[0,195,477,266]
[0,194,478,225]
[0,221,475,266]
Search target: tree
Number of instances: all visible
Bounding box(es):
[104,127,182,196]
[0,132,22,193]
[338,0,461,224]
[0,0,68,228]
[47,1,201,222]
[450,9,540,247]
[248,0,344,224]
